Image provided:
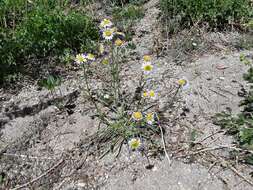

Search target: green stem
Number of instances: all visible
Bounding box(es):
[83,65,110,125]
[111,43,120,107]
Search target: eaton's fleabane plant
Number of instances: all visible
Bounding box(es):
[102,28,115,40]
[143,55,152,62]
[132,111,143,121]
[142,62,154,75]
[146,113,155,125]
[128,138,142,150]
[115,38,125,47]
[76,19,186,159]
[85,53,95,61]
[75,54,87,64]
[100,18,113,28]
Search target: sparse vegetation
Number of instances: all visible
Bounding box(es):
[160,0,253,31]
[214,54,253,165]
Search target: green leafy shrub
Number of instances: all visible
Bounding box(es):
[0,1,99,85]
[160,0,253,30]
[16,9,98,58]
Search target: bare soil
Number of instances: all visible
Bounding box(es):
[0,0,253,189]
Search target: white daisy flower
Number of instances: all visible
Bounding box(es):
[128,138,141,150]
[142,62,154,75]
[100,19,113,28]
[132,112,143,121]
[146,113,155,125]
[75,54,87,64]
[102,28,114,41]
[149,90,158,100]
[85,53,95,61]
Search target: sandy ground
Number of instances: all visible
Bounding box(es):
[0,0,253,189]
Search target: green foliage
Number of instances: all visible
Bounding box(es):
[214,54,253,164]
[113,4,144,21]
[0,173,4,186]
[160,0,253,30]
[0,0,99,85]
[16,9,98,57]
[38,75,62,91]
[112,4,144,42]
[247,19,253,29]
[235,34,253,50]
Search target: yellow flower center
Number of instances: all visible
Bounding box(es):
[133,112,143,120]
[87,53,95,60]
[143,91,148,97]
[144,64,153,71]
[129,139,141,150]
[149,90,155,97]
[101,19,111,27]
[105,30,113,37]
[76,54,86,63]
[104,19,110,25]
[102,58,109,65]
[115,39,124,46]
[143,55,151,62]
[178,79,187,86]
[146,113,154,121]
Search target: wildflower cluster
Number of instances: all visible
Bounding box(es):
[75,53,96,65]
[75,19,190,157]
[99,18,125,47]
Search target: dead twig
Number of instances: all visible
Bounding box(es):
[158,125,171,166]
[174,144,253,187]
[213,155,253,187]
[195,130,224,144]
[174,144,242,159]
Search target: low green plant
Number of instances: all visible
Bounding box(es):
[38,75,62,92]
[214,54,253,164]
[0,173,5,186]
[160,0,253,30]
[0,0,99,85]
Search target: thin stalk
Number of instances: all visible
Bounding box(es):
[169,86,180,107]
[115,47,121,103]
[110,43,120,106]
[83,65,110,125]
